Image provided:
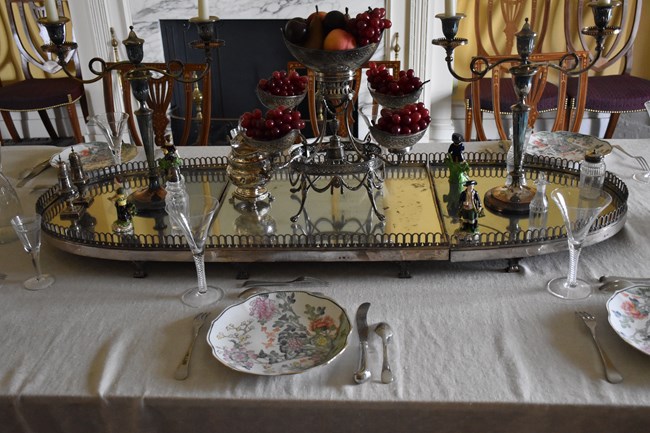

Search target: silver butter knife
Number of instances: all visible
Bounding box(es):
[353,302,372,384]
[16,158,53,188]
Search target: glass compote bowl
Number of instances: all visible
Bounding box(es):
[10,214,55,290]
[547,187,612,300]
[165,193,224,307]
[90,112,129,165]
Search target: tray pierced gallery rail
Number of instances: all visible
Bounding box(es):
[36,152,628,263]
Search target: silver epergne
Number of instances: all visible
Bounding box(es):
[432,1,622,215]
[39,9,224,213]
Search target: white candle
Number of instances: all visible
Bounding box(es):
[445,0,456,17]
[198,0,209,21]
[44,0,58,23]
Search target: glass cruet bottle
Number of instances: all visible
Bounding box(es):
[529,172,549,234]
[0,144,23,244]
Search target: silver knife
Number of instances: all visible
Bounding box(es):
[16,158,53,188]
[353,302,372,384]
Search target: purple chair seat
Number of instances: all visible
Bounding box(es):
[465,77,560,112]
[567,74,650,112]
[0,78,84,111]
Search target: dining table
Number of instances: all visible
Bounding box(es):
[0,137,649,433]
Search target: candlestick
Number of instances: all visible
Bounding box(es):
[198,0,209,21]
[44,0,58,23]
[445,0,456,17]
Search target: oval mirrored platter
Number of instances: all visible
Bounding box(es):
[206,291,351,375]
[49,142,137,170]
[527,131,612,161]
[606,285,650,356]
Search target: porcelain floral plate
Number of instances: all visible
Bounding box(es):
[206,291,352,375]
[527,131,612,161]
[606,285,650,356]
[49,142,137,170]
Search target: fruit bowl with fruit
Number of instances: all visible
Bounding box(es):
[367,103,431,154]
[366,64,427,109]
[239,107,306,155]
[256,70,308,110]
[282,7,391,74]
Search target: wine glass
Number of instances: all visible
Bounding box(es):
[632,101,650,183]
[10,214,55,290]
[547,187,611,300]
[90,112,129,165]
[165,194,224,307]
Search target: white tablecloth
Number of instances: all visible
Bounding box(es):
[0,140,649,433]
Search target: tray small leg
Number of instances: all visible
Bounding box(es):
[132,261,148,278]
[397,262,412,279]
[505,258,521,273]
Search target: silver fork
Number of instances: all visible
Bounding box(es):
[174,312,209,380]
[612,144,650,172]
[575,311,623,384]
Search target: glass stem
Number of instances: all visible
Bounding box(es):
[192,251,207,295]
[567,242,582,287]
[30,249,43,280]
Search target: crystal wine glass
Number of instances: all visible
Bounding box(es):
[91,112,129,165]
[631,101,650,183]
[165,194,223,307]
[10,214,55,290]
[547,187,611,300]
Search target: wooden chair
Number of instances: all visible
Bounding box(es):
[288,60,401,138]
[465,0,555,140]
[470,51,590,140]
[0,0,87,144]
[564,0,650,139]
[102,62,211,146]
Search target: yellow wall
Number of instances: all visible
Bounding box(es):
[0,1,21,83]
[453,0,650,97]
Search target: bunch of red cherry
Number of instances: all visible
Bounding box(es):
[366,63,424,96]
[375,103,431,136]
[346,7,392,46]
[258,70,308,97]
[240,107,306,141]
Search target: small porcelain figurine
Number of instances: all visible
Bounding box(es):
[159,140,182,181]
[112,187,137,233]
[445,132,470,185]
[457,179,485,233]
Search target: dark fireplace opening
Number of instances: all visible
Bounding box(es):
[161,19,322,146]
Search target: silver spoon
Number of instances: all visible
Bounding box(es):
[598,279,637,292]
[374,322,395,384]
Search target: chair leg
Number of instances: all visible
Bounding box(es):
[38,110,59,139]
[603,113,620,139]
[1,111,21,141]
[67,103,84,143]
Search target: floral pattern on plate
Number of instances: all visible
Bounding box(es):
[527,131,612,161]
[49,142,137,170]
[607,285,650,356]
[206,291,351,375]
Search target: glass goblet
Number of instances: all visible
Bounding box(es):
[10,214,55,290]
[165,194,224,307]
[91,112,129,165]
[547,187,611,300]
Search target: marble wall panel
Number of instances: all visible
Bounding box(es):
[131,0,384,62]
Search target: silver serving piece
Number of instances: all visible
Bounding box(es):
[575,311,623,384]
[374,322,395,384]
[353,302,372,384]
[432,2,622,215]
[174,311,210,380]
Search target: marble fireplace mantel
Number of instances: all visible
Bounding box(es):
[65,0,454,141]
